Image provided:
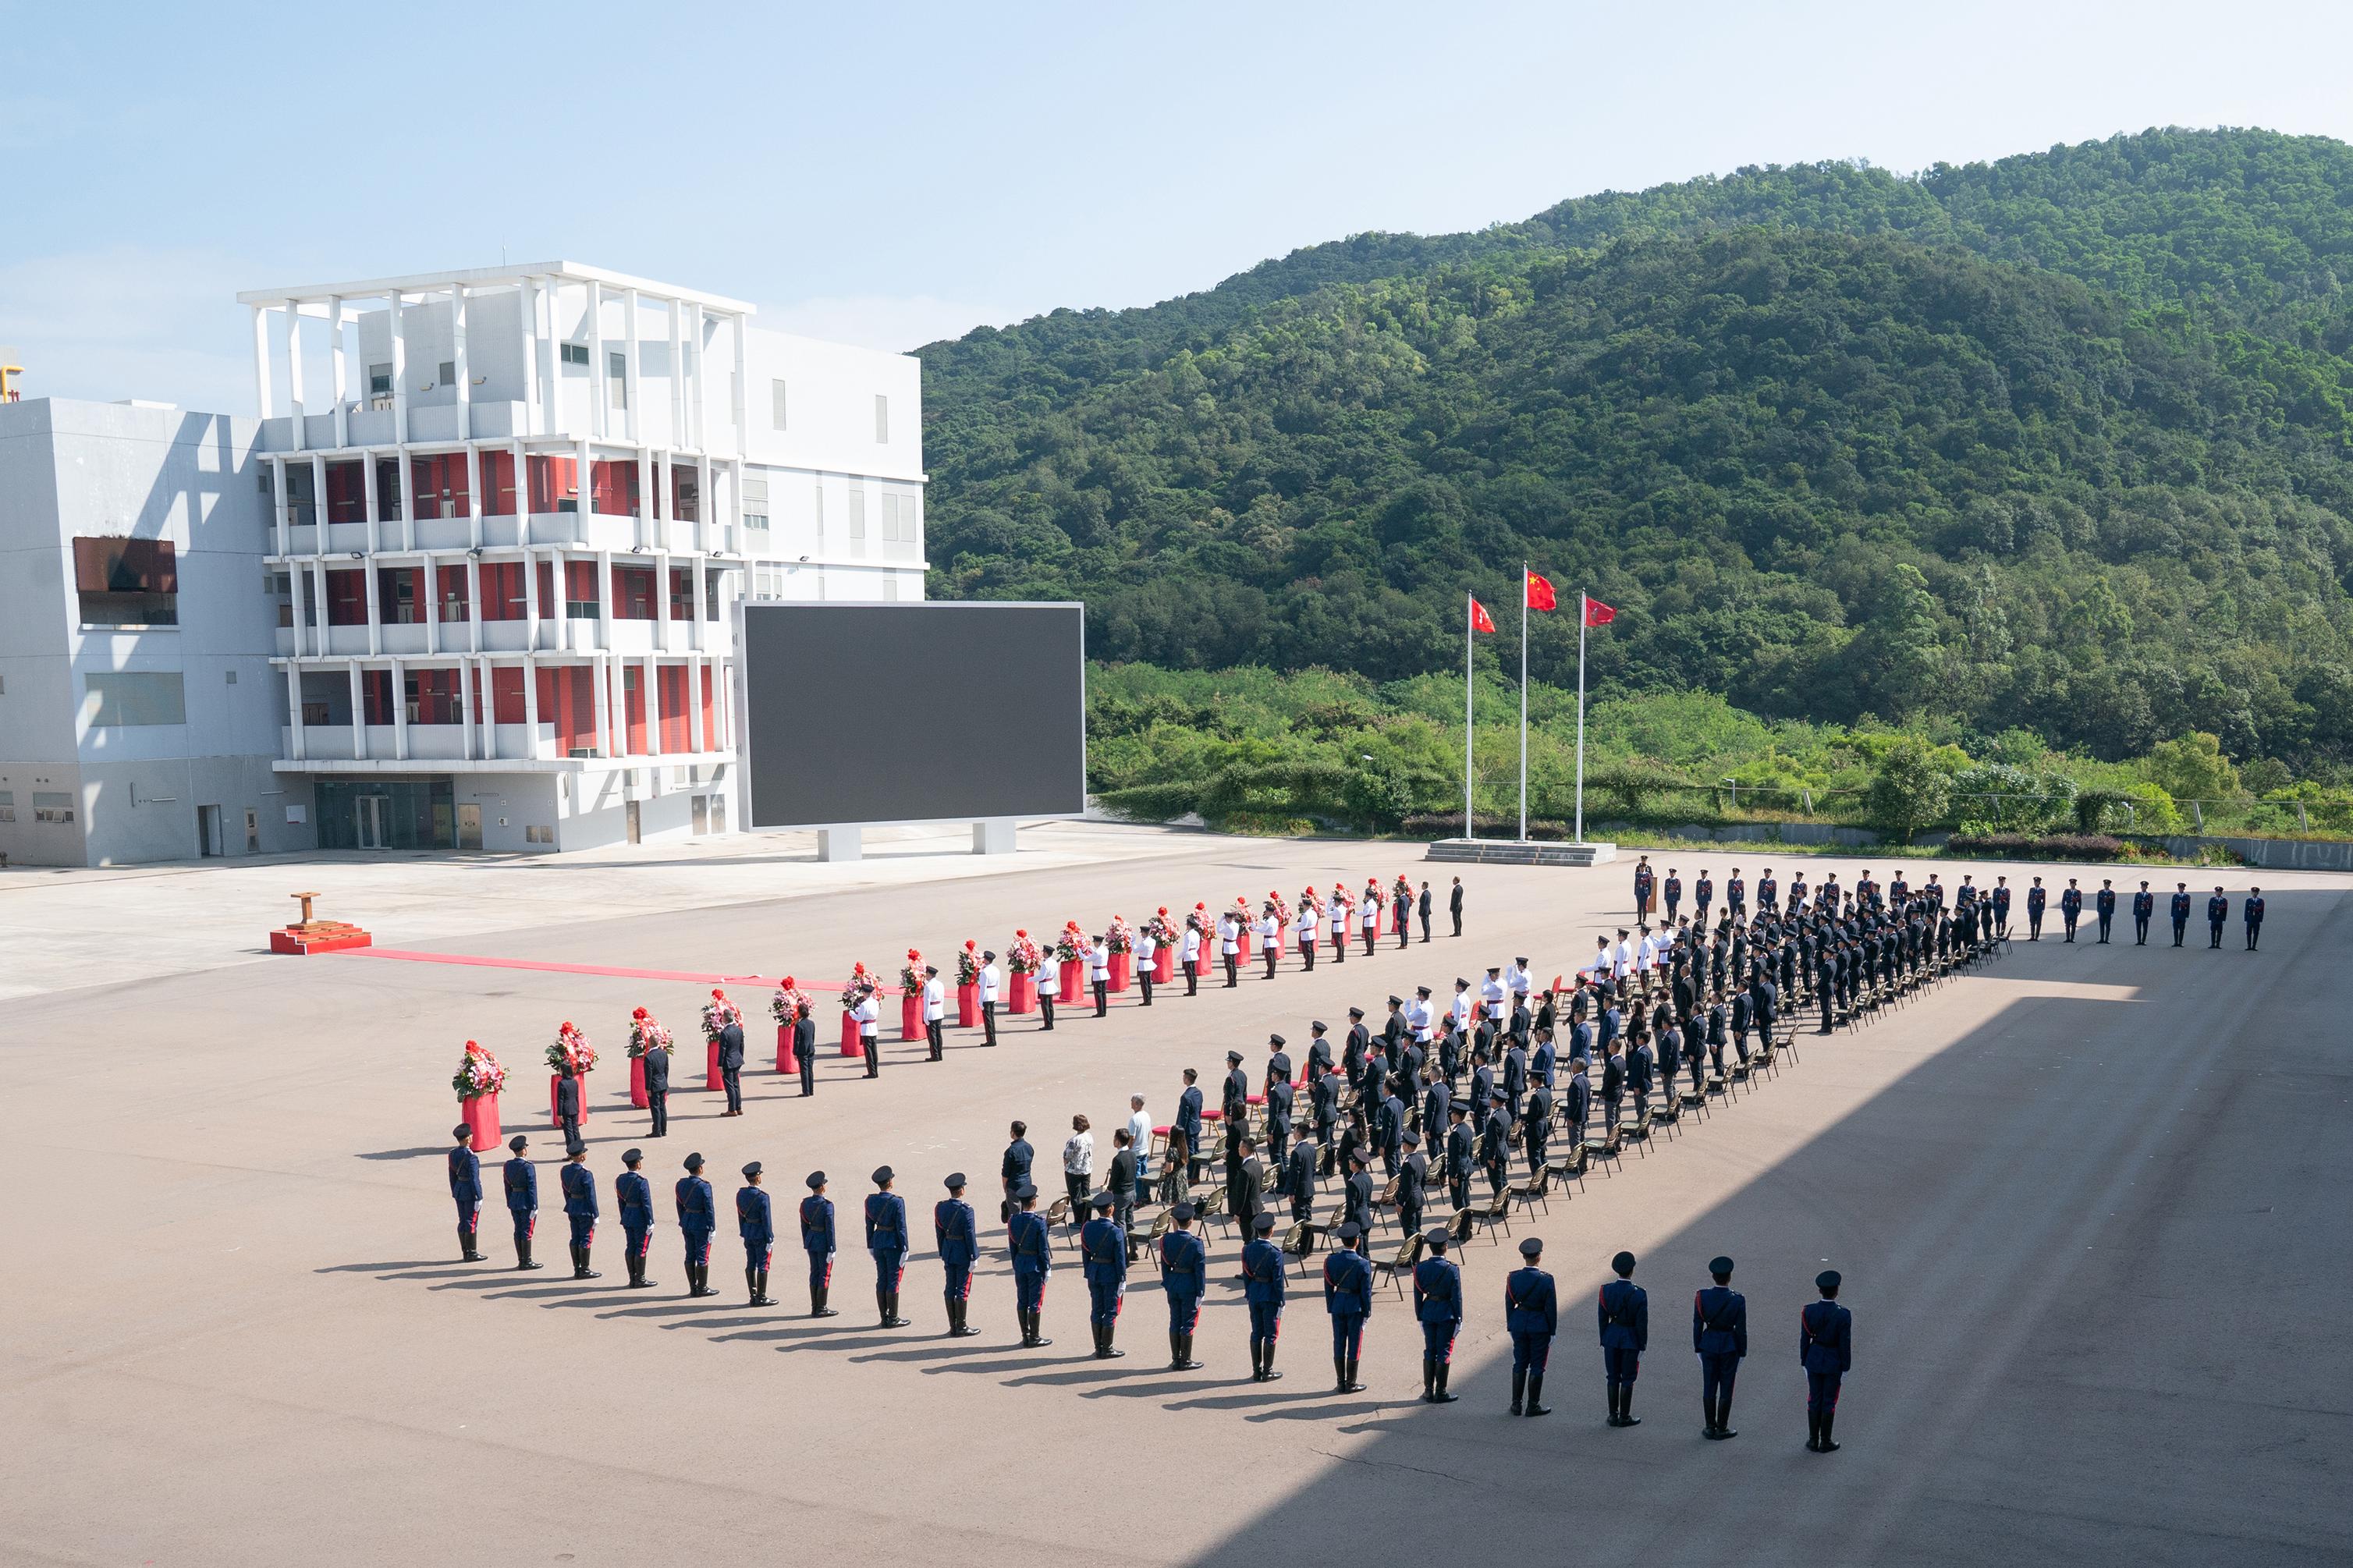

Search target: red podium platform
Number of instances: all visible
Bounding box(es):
[271,891,370,954]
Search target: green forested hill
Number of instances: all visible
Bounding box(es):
[917,129,2353,765]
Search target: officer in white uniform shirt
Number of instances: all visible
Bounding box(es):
[1219,912,1241,988]
[922,966,946,1062]
[981,953,1001,1046]
[1611,930,1635,990]
[1503,958,1530,1006]
[1407,987,1434,1044]
[1090,936,1112,1016]
[1134,926,1158,1006]
[1035,950,1059,1030]
[1328,889,1351,964]
[855,989,882,1078]
[1449,979,1474,1037]
[1297,899,1320,971]
[1480,967,1507,1026]
[1358,892,1379,955]
[1181,921,1203,995]
[1258,908,1281,979]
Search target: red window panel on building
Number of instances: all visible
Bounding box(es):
[622,665,647,754]
[528,456,579,513]
[362,669,396,726]
[478,451,517,516]
[324,461,367,524]
[670,464,700,523]
[658,665,690,753]
[534,665,595,755]
[374,457,404,523]
[589,459,639,518]
[376,566,422,625]
[407,668,463,725]
[699,665,716,748]
[325,569,369,626]
[477,562,526,621]
[538,560,559,619]
[669,567,693,623]
[611,565,655,620]
[564,560,599,618]
[410,454,470,520]
[489,665,527,725]
[435,564,470,622]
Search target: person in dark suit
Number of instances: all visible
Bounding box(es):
[1413,1228,1463,1403]
[1242,1211,1288,1382]
[555,1069,585,1156]
[1801,1269,1854,1453]
[1449,877,1464,938]
[1693,1254,1747,1439]
[1324,1222,1374,1392]
[1107,1130,1141,1261]
[1418,880,1433,943]
[736,1162,775,1306]
[935,1174,981,1336]
[1599,1249,1648,1427]
[864,1166,910,1328]
[1176,1072,1205,1185]
[616,1147,657,1289]
[1343,1151,1376,1240]
[502,1134,540,1270]
[1507,1237,1559,1417]
[1394,1131,1427,1240]
[2060,878,2083,942]
[793,1002,818,1098]
[1000,1122,1034,1223]
[1444,1103,1475,1211]
[643,1034,671,1133]
[676,1152,716,1297]
[718,1016,746,1116]
[1282,1130,1317,1226]
[1232,1135,1268,1234]
[799,1171,837,1316]
[1264,1073,1296,1167]
[448,1123,485,1261]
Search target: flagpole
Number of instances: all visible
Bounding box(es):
[1518,562,1529,842]
[1464,592,1475,840]
[1574,591,1588,843]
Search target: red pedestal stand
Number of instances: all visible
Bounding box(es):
[901,994,922,1041]
[548,1074,589,1127]
[1009,973,1036,1013]
[777,1024,798,1075]
[1058,959,1084,1001]
[1238,927,1255,959]
[705,1038,723,1091]
[630,1055,648,1110]
[841,1012,864,1058]
[1107,953,1130,992]
[957,982,979,1028]
[460,1094,501,1152]
[1272,925,1286,964]
[1155,948,1175,984]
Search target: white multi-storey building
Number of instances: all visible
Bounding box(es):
[0,261,925,866]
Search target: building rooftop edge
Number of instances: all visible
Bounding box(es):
[235,262,756,314]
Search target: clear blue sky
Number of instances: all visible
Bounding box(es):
[8,0,2353,414]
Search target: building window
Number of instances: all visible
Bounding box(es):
[771,378,788,430]
[875,394,889,442]
[367,363,392,396]
[608,351,628,410]
[847,485,866,544]
[559,342,590,367]
[881,491,921,544]
[526,824,553,844]
[0,789,13,823]
[225,669,238,685]
[32,791,74,825]
[83,672,187,726]
[74,537,178,626]
[436,360,456,388]
[742,476,768,531]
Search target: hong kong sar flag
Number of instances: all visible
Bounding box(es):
[1470,599,1497,633]
[1584,595,1617,628]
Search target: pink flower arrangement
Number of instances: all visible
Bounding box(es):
[842,962,877,1009]
[900,948,925,995]
[955,940,983,986]
[1008,929,1042,974]
[1106,915,1134,954]
[452,1040,506,1101]
[1268,889,1291,925]
[626,1006,672,1058]
[701,988,742,1042]
[1052,921,1087,963]
[545,1020,596,1075]
[1184,903,1211,936]
[1144,908,1177,945]
[769,975,812,1024]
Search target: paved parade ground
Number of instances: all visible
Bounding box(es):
[3,826,2348,1567]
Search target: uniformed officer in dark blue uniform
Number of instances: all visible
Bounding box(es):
[1324,1221,1373,1392]
[676,1152,716,1297]
[1599,1249,1647,1427]
[616,1148,657,1289]
[2170,882,2192,946]
[1241,1211,1287,1382]
[935,1173,981,1336]
[1412,1226,1463,1403]
[2026,877,2046,940]
[2095,878,2117,943]
[1507,1236,1558,1417]
[2244,887,2265,950]
[1009,1180,1053,1346]
[559,1147,601,1279]
[1080,1192,1128,1358]
[449,1123,486,1261]
[865,1166,910,1328]
[1693,1254,1746,1439]
[736,1162,775,1307]
[2060,878,2083,942]
[1801,1269,1853,1453]
[800,1171,837,1316]
[2207,886,2230,948]
[502,1134,541,1270]
[2131,881,2153,945]
[1991,877,2011,939]
[1162,1202,1207,1369]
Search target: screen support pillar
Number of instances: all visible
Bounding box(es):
[974,818,1017,855]
[817,827,861,862]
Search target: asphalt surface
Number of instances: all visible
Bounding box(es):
[2,836,2344,1567]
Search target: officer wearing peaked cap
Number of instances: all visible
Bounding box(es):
[1413,1227,1463,1404]
[1241,1211,1287,1382]
[448,1123,486,1261]
[1507,1236,1558,1417]
[1599,1250,1647,1427]
[1009,1180,1054,1346]
[676,1153,717,1297]
[1324,1221,1373,1392]
[502,1134,541,1271]
[865,1166,910,1328]
[935,1173,981,1336]
[559,1146,600,1281]
[800,1171,838,1317]
[1801,1270,1853,1453]
[1162,1202,1208,1370]
[1080,1192,1129,1359]
[616,1148,657,1290]
[736,1162,775,1307]
[1693,1255,1746,1439]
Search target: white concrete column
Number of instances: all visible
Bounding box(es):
[456,658,474,761]
[452,286,472,442]
[688,655,707,754]
[666,298,684,451]
[719,658,734,751]
[646,653,663,756]
[730,314,747,456]
[591,655,611,758]
[586,281,606,441]
[513,438,531,548]
[654,548,671,652]
[422,552,440,655]
[309,452,329,541]
[638,448,655,549]
[389,290,410,445]
[466,553,484,654]
[348,663,367,760]
[311,560,329,657]
[595,548,613,651]
[516,278,538,438]
[285,662,306,761]
[691,549,708,652]
[361,448,381,552]
[286,562,308,658]
[391,658,408,760]
[522,651,540,758]
[271,455,290,555]
[522,546,541,653]
[363,555,382,657]
[284,303,306,452]
[464,443,483,550]
[251,305,274,420]
[623,288,642,446]
[328,295,348,448]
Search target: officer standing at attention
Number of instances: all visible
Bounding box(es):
[1176,1073,1205,1185]
[1507,1237,1559,1417]
[800,1171,837,1316]
[2060,878,2083,942]
[718,1010,747,1116]
[555,1064,586,1156]
[1693,1254,1747,1439]
[793,1000,818,1098]
[1450,876,1465,938]
[1081,1193,1128,1359]
[449,1123,486,1261]
[980,950,1002,1045]
[1633,856,1655,922]
[1035,951,1059,1031]
[1220,906,1241,988]
[1325,1221,1374,1392]
[1282,1125,1318,1226]
[642,1018,671,1134]
[1181,917,1203,995]
[2170,882,2193,946]
[2095,878,2117,943]
[1009,1180,1054,1346]
[1135,921,1158,1004]
[865,1167,910,1328]
[1162,1201,1208,1369]
[676,1152,717,1297]
[2207,885,2230,948]
[1413,1227,1464,1403]
[1419,879,1434,943]
[1599,1250,1648,1428]
[2026,877,2047,941]
[2132,881,2155,945]
[502,1134,541,1271]
[1801,1269,1854,1453]
[935,1174,981,1336]
[1991,877,2011,940]
[616,1148,657,1289]
[1265,1060,1296,1167]
[1663,867,1682,923]
[857,983,882,1073]
[1395,1130,1428,1239]
[1091,931,1113,1014]
[736,1162,775,1307]
[922,966,946,1061]
[2245,886,2266,950]
[1343,1150,1377,1241]
[1242,1211,1288,1382]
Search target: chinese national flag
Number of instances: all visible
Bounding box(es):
[1584,596,1617,628]
[1525,571,1557,612]
[1470,598,1496,634]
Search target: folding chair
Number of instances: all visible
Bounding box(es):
[1371,1233,1425,1298]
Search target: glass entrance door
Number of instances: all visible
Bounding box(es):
[456,803,482,850]
[357,795,389,850]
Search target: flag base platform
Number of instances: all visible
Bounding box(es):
[1424,839,1618,867]
[270,921,372,954]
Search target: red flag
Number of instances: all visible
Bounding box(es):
[1584,597,1617,628]
[1470,598,1496,634]
[1525,570,1557,612]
